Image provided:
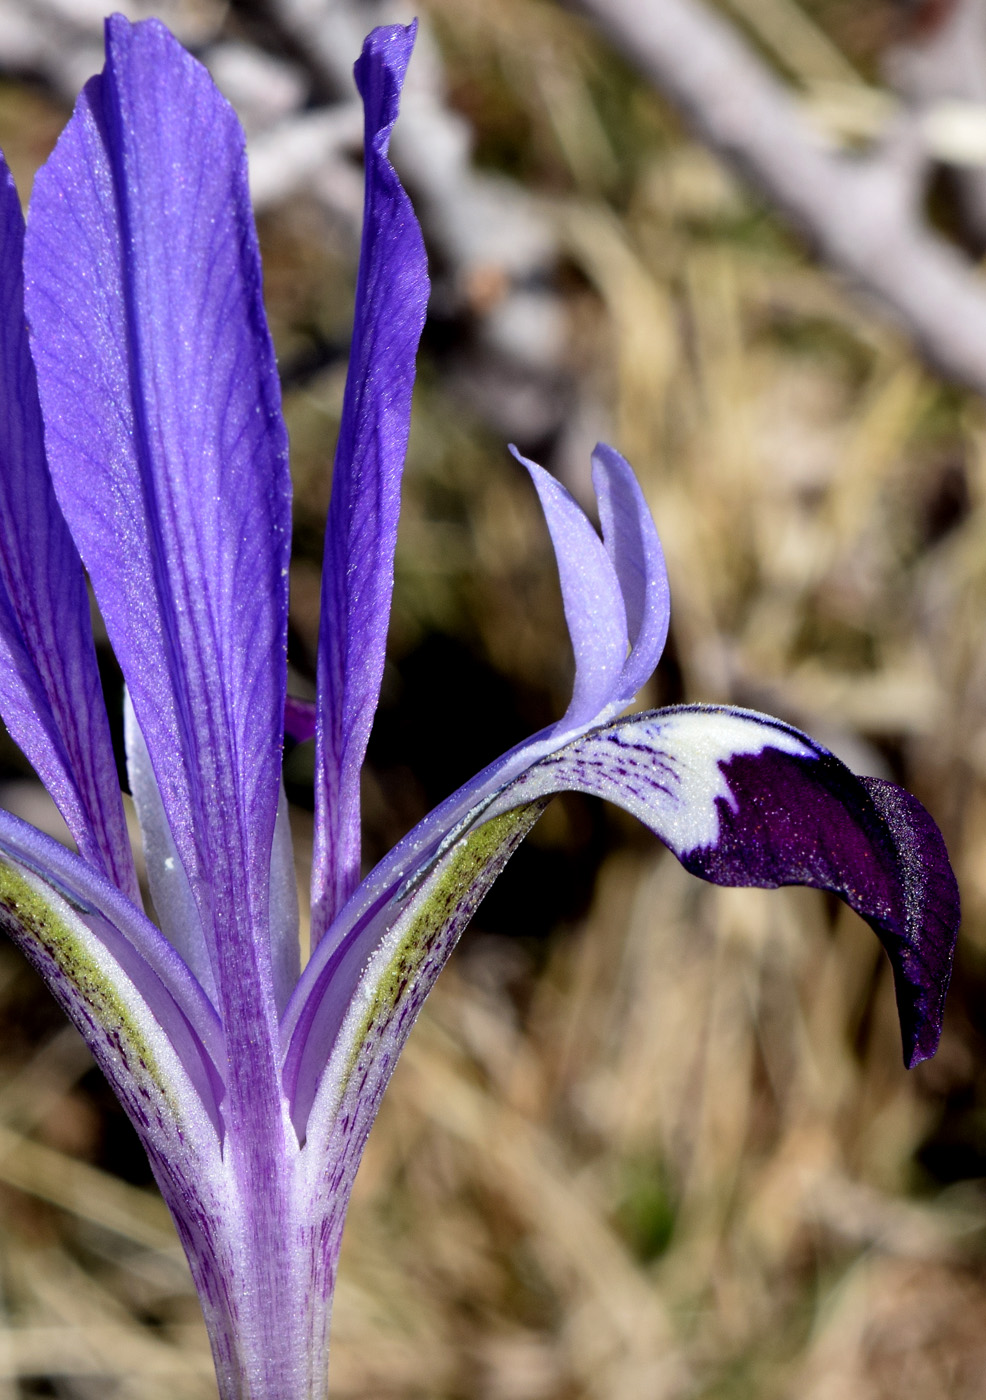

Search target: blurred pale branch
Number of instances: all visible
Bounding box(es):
[564,0,986,399]
[251,0,567,435]
[886,0,986,250]
[14,0,986,421]
[0,0,569,440]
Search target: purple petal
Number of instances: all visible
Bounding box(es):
[25,19,290,1104]
[511,447,629,729]
[298,801,546,1195]
[313,23,429,942]
[0,821,272,1394]
[123,694,214,1000]
[285,703,957,1134]
[269,784,300,1015]
[591,442,670,694]
[0,156,135,898]
[498,705,959,1067]
[0,806,225,1125]
[285,695,316,743]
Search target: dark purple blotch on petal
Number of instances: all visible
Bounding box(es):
[678,747,958,1067]
[483,705,959,1070]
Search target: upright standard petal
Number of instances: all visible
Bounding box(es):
[313,23,429,942]
[511,447,630,730]
[0,156,135,898]
[24,19,291,1088]
[24,25,298,1329]
[591,442,670,696]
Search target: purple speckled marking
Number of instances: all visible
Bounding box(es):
[681,748,957,1066]
[491,704,959,1066]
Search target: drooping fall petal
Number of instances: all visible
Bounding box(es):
[288,704,957,1145]
[496,705,959,1066]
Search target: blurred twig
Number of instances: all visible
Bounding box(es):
[563,0,986,399]
[253,0,569,435]
[0,1124,175,1251]
[886,0,986,250]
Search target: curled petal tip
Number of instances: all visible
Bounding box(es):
[492,705,959,1067]
[356,22,419,134]
[860,776,958,1067]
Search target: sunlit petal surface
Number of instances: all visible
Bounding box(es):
[0,158,135,897]
[313,24,430,940]
[25,18,291,1055]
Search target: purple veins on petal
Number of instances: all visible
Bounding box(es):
[0,15,956,1379]
[591,442,670,697]
[0,155,136,900]
[24,15,291,1063]
[511,446,629,731]
[495,704,959,1067]
[313,22,430,946]
[0,808,225,1128]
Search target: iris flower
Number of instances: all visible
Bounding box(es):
[0,14,957,1400]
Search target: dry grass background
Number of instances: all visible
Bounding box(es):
[0,0,984,1395]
